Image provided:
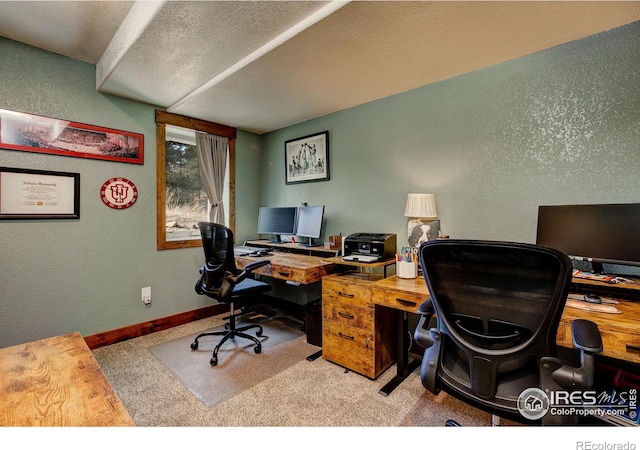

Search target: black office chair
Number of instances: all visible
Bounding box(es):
[413,239,603,425]
[191,222,273,366]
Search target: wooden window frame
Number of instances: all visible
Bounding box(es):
[156,110,236,250]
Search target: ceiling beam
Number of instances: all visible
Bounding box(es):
[167,0,351,112]
[96,0,166,91]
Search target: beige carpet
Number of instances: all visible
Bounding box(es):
[93,308,510,427]
[150,314,317,407]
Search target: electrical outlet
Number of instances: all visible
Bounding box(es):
[141,286,151,305]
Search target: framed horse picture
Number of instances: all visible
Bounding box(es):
[284,131,329,185]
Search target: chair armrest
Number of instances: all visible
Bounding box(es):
[417,298,435,316]
[413,298,435,348]
[543,319,603,391]
[194,265,206,293]
[571,319,603,353]
[241,259,271,273]
[413,298,441,395]
[195,260,271,299]
[194,265,219,296]
[229,259,270,283]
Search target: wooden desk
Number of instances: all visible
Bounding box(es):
[0,332,134,426]
[559,296,640,365]
[372,275,640,364]
[371,276,430,395]
[321,272,393,380]
[236,251,335,285]
[572,275,640,301]
[322,273,640,395]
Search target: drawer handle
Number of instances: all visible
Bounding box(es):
[338,332,354,341]
[626,344,640,354]
[338,291,354,298]
[278,271,291,277]
[396,298,417,308]
[338,311,355,320]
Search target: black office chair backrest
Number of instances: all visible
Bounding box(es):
[418,239,572,402]
[199,222,238,285]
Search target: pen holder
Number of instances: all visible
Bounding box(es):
[396,260,418,279]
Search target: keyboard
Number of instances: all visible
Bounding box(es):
[234,245,263,255]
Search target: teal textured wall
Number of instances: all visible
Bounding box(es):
[259,23,640,253]
[1,20,639,347]
[0,38,261,347]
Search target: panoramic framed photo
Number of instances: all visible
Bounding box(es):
[284,131,329,185]
[0,166,80,220]
[0,108,143,164]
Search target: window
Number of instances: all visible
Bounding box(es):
[156,111,236,250]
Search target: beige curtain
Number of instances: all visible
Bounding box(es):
[196,132,228,224]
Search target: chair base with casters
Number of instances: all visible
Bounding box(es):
[190,301,264,366]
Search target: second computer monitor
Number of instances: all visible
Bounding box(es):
[296,205,324,247]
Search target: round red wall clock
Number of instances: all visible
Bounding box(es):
[100,177,138,209]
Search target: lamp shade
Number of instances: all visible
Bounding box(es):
[404,193,437,219]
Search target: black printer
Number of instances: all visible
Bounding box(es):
[342,233,397,262]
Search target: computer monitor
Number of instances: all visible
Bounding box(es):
[295,205,324,247]
[256,206,297,243]
[536,203,640,274]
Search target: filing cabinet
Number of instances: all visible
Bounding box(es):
[321,272,395,379]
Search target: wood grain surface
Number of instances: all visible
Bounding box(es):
[0,332,134,426]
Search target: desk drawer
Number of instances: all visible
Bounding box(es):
[322,277,372,308]
[597,329,640,365]
[323,297,373,330]
[371,286,425,313]
[259,263,307,283]
[558,319,640,365]
[322,321,378,379]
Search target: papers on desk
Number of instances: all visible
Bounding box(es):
[566,294,620,314]
[342,254,379,263]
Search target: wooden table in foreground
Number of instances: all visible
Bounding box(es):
[0,332,134,426]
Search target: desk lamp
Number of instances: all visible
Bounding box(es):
[404,193,440,248]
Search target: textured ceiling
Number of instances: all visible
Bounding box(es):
[1,1,640,134]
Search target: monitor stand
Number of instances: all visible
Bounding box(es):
[268,235,283,244]
[591,261,605,275]
[298,237,320,247]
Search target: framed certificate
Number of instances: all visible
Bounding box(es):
[0,166,80,219]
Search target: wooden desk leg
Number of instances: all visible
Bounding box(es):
[379,310,421,396]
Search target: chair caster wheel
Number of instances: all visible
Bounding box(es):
[254,345,262,354]
[190,341,199,350]
[210,356,218,366]
[256,329,263,337]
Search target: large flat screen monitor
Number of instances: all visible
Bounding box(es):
[257,206,297,243]
[296,205,324,247]
[536,203,640,274]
